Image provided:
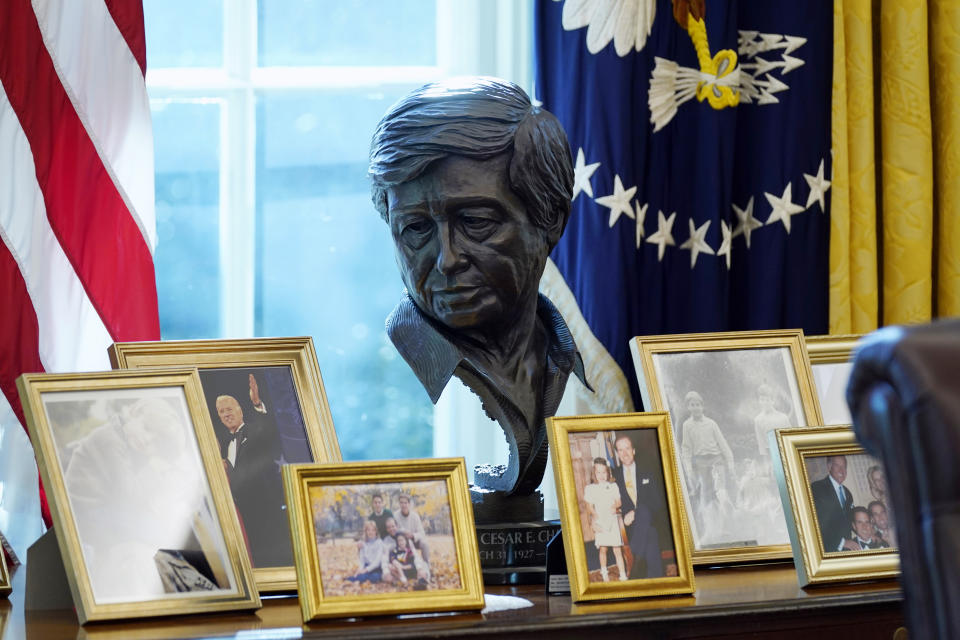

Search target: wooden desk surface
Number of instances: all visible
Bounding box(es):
[1,562,903,639]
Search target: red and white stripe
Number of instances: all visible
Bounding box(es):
[0,0,159,525]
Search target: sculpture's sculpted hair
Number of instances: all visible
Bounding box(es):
[368,77,574,247]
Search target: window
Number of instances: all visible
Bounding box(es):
[145,0,533,462]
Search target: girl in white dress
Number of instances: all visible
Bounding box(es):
[583,457,627,582]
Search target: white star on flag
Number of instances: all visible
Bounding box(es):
[679,218,715,268]
[803,159,831,212]
[764,182,805,233]
[634,201,649,248]
[595,174,637,227]
[732,196,762,248]
[571,147,600,200]
[646,210,676,261]
[717,220,733,269]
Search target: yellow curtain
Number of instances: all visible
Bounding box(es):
[830,0,960,333]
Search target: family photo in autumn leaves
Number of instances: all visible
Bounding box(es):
[309,480,463,596]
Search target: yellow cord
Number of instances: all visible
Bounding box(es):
[686,15,740,110]
[688,14,716,74]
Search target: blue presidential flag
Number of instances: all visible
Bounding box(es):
[536,0,832,409]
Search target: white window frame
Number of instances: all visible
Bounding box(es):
[146,1,537,490]
[146,0,533,339]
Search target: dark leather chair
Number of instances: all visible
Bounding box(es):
[846,319,960,640]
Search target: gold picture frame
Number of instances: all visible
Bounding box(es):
[629,329,824,564]
[546,412,695,602]
[109,337,341,592]
[772,426,899,586]
[0,544,10,598]
[283,458,484,621]
[805,334,861,425]
[16,369,260,624]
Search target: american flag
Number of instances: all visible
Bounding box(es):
[0,0,159,535]
[536,0,832,410]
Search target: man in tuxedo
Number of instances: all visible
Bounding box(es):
[810,455,854,552]
[613,433,674,578]
[846,506,890,550]
[868,500,897,548]
[215,374,286,568]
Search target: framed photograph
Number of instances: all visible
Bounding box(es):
[15,369,260,623]
[772,426,898,586]
[109,337,341,592]
[629,329,824,564]
[282,458,484,621]
[546,412,695,602]
[0,544,9,598]
[806,334,861,425]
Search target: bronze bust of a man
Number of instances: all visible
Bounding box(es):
[369,77,588,497]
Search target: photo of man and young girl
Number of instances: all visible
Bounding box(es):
[567,429,677,583]
[309,480,462,597]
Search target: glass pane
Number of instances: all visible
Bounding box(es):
[258,0,437,67]
[152,98,221,339]
[255,88,434,460]
[144,0,223,68]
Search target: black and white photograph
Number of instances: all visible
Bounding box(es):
[649,346,810,553]
[42,387,236,603]
[809,362,853,425]
[805,334,860,426]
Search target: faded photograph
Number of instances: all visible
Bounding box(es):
[805,453,896,554]
[810,361,854,424]
[309,480,461,596]
[44,388,235,603]
[652,347,808,551]
[198,366,312,569]
[566,429,675,583]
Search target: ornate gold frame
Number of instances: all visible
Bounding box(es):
[772,426,899,586]
[283,458,485,621]
[0,543,10,597]
[109,337,341,591]
[805,334,861,425]
[546,412,695,602]
[16,369,260,623]
[805,334,861,365]
[629,329,824,564]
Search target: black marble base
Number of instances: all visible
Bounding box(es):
[482,566,551,585]
[469,486,544,525]
[475,520,561,585]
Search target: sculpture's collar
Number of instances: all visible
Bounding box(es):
[386,293,589,405]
